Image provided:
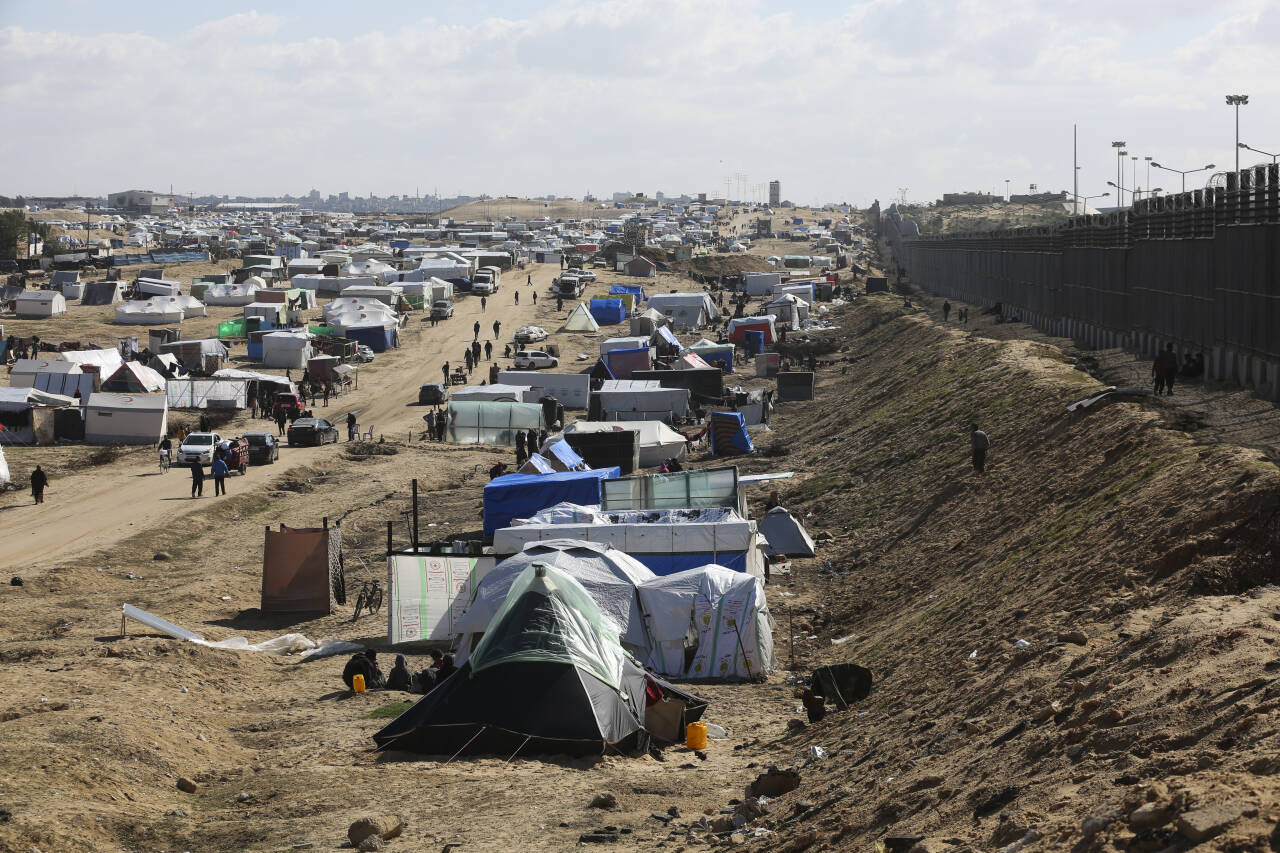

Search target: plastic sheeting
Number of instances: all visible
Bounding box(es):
[446,400,544,447]
[121,605,360,659]
[589,298,626,325]
[469,565,626,691]
[386,553,494,644]
[482,467,618,537]
[638,564,773,680]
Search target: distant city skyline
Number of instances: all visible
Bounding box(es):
[2,0,1277,206]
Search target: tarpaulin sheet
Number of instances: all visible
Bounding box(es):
[261,526,341,614]
[589,298,626,325]
[483,468,619,537]
[709,411,754,456]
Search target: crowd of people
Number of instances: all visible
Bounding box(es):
[342,648,457,694]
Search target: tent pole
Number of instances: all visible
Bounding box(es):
[411,479,419,552]
[386,520,393,556]
[442,726,488,766]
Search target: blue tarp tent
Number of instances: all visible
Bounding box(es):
[609,284,646,303]
[545,439,586,471]
[744,330,765,357]
[709,411,754,456]
[346,325,397,352]
[483,467,620,537]
[589,298,627,325]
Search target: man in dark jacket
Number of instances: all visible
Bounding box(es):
[29,465,48,504]
[342,649,385,691]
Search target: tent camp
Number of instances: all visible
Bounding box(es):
[451,384,535,403]
[260,524,341,614]
[497,371,592,409]
[0,387,77,444]
[114,299,185,325]
[559,302,600,333]
[452,540,655,664]
[629,307,668,337]
[83,393,168,444]
[647,293,718,330]
[136,277,181,297]
[758,506,817,557]
[13,291,67,319]
[373,564,707,756]
[561,420,687,468]
[589,298,627,325]
[688,339,736,372]
[202,282,261,306]
[727,316,777,345]
[588,379,689,422]
[159,338,229,373]
[483,467,619,537]
[638,564,773,681]
[101,361,167,393]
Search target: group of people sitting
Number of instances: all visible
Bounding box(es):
[342,648,457,694]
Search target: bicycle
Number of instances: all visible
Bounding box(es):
[158,448,170,474]
[351,579,383,621]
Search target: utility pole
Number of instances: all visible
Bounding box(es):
[1073,124,1079,215]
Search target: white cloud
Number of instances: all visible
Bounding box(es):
[1,1,1278,204]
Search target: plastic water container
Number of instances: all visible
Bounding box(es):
[352,673,366,693]
[685,721,708,750]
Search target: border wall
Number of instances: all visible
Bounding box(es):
[888,165,1280,400]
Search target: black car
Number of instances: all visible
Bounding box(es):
[244,432,279,464]
[287,417,340,447]
[418,382,449,406]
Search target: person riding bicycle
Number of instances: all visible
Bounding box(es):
[158,435,172,469]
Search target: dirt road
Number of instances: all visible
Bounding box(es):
[0,263,564,571]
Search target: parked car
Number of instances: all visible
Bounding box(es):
[287,417,340,447]
[177,432,221,467]
[244,432,279,465]
[355,344,375,363]
[418,382,449,406]
[513,350,558,370]
[429,300,454,320]
[574,270,597,283]
[513,325,549,344]
[272,393,305,420]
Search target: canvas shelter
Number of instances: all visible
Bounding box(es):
[741,271,782,295]
[727,316,777,345]
[261,331,313,369]
[688,339,735,372]
[758,506,817,557]
[609,284,647,303]
[82,281,125,305]
[483,467,619,537]
[764,293,809,327]
[629,307,667,337]
[600,336,654,357]
[136,277,181,297]
[588,379,689,422]
[0,387,77,444]
[244,301,286,327]
[647,293,718,330]
[603,346,653,380]
[446,400,544,448]
[452,540,655,664]
[451,384,534,403]
[373,564,706,756]
[638,564,773,681]
[165,377,247,410]
[203,282,261,306]
[562,420,687,468]
[519,453,557,474]
[9,359,83,389]
[385,551,497,644]
[159,338,229,373]
[101,361,166,393]
[260,524,341,614]
[13,291,67,319]
[114,299,185,325]
[83,392,168,444]
[560,302,601,333]
[497,371,592,409]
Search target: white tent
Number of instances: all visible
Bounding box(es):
[261,332,313,369]
[647,293,719,329]
[9,359,82,389]
[84,392,169,445]
[590,379,690,421]
[451,384,536,403]
[57,348,124,375]
[136,278,181,297]
[637,564,773,681]
[0,445,9,486]
[452,539,655,665]
[559,301,600,333]
[758,506,817,557]
[600,336,654,356]
[114,299,185,325]
[342,258,392,276]
[559,420,687,467]
[202,283,261,306]
[13,292,67,319]
[173,294,207,318]
[101,361,167,393]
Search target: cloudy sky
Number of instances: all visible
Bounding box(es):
[1,0,1277,206]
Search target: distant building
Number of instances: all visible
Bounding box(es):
[769,180,781,207]
[108,190,174,214]
[939,192,1001,206]
[1009,191,1069,204]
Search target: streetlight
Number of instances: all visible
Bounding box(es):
[1150,162,1216,193]
[1005,179,1010,201]
[1238,142,1278,165]
[1131,156,1139,204]
[1106,180,1129,205]
[1067,191,1109,214]
[1144,156,1153,196]
[1226,94,1248,174]
[1112,141,1127,205]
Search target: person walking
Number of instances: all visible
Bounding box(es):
[492,320,501,338]
[527,274,531,286]
[275,409,288,437]
[471,340,481,364]
[442,361,450,384]
[211,456,229,496]
[556,295,563,312]
[484,340,493,360]
[942,300,951,322]
[347,411,358,442]
[970,424,989,476]
[323,381,331,407]
[480,296,487,312]
[29,465,48,505]
[473,320,480,341]
[532,291,537,305]
[247,387,258,419]
[190,463,205,498]
[514,430,527,468]
[1155,343,1179,396]
[514,291,520,306]
[464,349,473,374]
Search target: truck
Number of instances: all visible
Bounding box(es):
[471,265,503,295]
[557,274,586,298]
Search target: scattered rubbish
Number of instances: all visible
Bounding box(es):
[705,723,729,740]
[121,604,360,659]
[219,595,231,601]
[1014,639,1031,649]
[9,577,22,587]
[810,663,873,709]
[968,649,979,659]
[830,635,854,645]
[809,746,827,760]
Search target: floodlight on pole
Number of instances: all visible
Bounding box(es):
[1150,162,1217,194]
[1225,94,1248,174]
[1238,142,1279,165]
[1112,141,1127,205]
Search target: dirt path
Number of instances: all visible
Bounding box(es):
[0,263,563,572]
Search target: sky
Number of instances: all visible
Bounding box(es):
[1,0,1278,207]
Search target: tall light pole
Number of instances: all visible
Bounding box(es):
[1005,179,1010,201]
[1068,190,1109,213]
[1131,156,1138,203]
[1112,141,1127,206]
[1144,156,1152,198]
[1226,94,1248,174]
[1150,162,1216,194]
[1238,142,1279,165]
